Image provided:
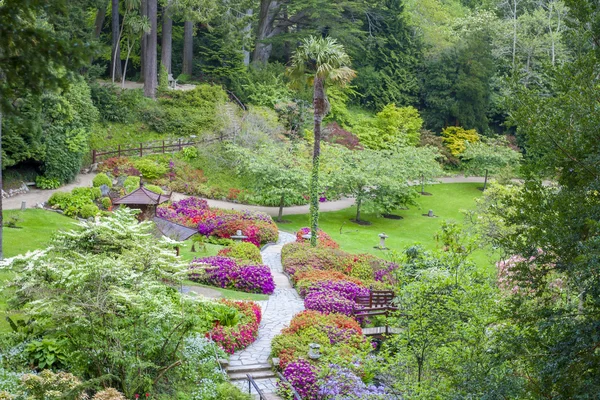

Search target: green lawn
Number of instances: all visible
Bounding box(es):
[278,183,495,269]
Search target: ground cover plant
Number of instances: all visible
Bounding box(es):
[157,197,278,246]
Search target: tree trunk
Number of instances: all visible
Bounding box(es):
[355,196,362,222]
[0,111,3,260]
[253,0,278,63]
[111,0,122,82]
[144,0,158,98]
[140,0,148,82]
[309,77,326,247]
[278,194,285,222]
[161,3,173,74]
[242,8,253,66]
[483,169,488,191]
[183,21,194,76]
[94,3,107,39]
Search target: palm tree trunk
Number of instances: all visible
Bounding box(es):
[111,0,122,82]
[144,0,158,98]
[0,111,3,260]
[183,21,194,76]
[161,2,173,74]
[309,77,325,247]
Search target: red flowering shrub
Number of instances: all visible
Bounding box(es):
[323,122,363,150]
[98,157,140,177]
[208,300,262,354]
[296,227,339,249]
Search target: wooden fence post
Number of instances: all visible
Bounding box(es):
[178,138,182,151]
[92,149,97,164]
[118,144,121,158]
[162,140,165,154]
[140,142,143,157]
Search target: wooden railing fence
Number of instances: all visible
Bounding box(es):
[91,135,231,164]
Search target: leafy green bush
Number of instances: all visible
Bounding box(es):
[92,173,112,188]
[101,197,112,209]
[217,242,262,264]
[48,191,72,208]
[145,184,164,194]
[133,158,167,180]
[23,339,68,370]
[72,187,102,201]
[35,176,61,189]
[124,176,140,193]
[79,204,100,218]
[181,146,199,161]
[442,126,480,157]
[20,370,86,400]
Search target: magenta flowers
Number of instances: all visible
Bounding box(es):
[190,256,275,295]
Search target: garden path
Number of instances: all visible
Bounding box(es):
[5,174,544,211]
[229,231,304,394]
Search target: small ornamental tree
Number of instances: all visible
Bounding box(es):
[229,143,309,222]
[337,146,443,222]
[461,137,522,189]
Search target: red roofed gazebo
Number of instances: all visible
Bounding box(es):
[113,183,171,220]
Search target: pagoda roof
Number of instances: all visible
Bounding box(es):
[152,217,198,241]
[113,185,171,205]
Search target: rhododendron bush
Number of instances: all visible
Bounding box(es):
[157,197,278,246]
[208,300,262,354]
[190,256,275,295]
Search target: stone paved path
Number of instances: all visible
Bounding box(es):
[230,231,304,394]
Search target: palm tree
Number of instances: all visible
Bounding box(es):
[288,36,356,246]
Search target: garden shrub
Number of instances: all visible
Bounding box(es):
[208,300,262,354]
[91,388,126,400]
[281,359,318,399]
[295,270,364,296]
[217,242,262,264]
[20,370,86,400]
[133,158,167,180]
[124,175,140,193]
[442,126,480,157]
[145,184,164,194]
[48,191,73,209]
[98,157,139,177]
[79,204,99,219]
[296,227,339,249]
[190,256,274,294]
[35,176,61,190]
[92,173,112,188]
[101,197,112,210]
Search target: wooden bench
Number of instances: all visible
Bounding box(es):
[353,290,399,336]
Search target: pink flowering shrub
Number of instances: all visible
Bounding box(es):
[497,250,562,295]
[157,197,278,246]
[190,256,275,295]
[208,300,261,354]
[295,227,339,249]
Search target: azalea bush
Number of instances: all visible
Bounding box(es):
[189,256,275,295]
[296,227,339,249]
[208,300,262,354]
[303,280,370,317]
[157,197,278,246]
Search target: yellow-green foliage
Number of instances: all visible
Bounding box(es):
[351,104,423,149]
[441,126,480,156]
[92,388,126,400]
[93,173,112,188]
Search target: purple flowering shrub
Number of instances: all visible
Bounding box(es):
[318,364,394,400]
[303,281,370,317]
[190,256,275,295]
[280,359,319,400]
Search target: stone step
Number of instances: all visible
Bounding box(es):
[229,370,276,381]
[227,363,272,373]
